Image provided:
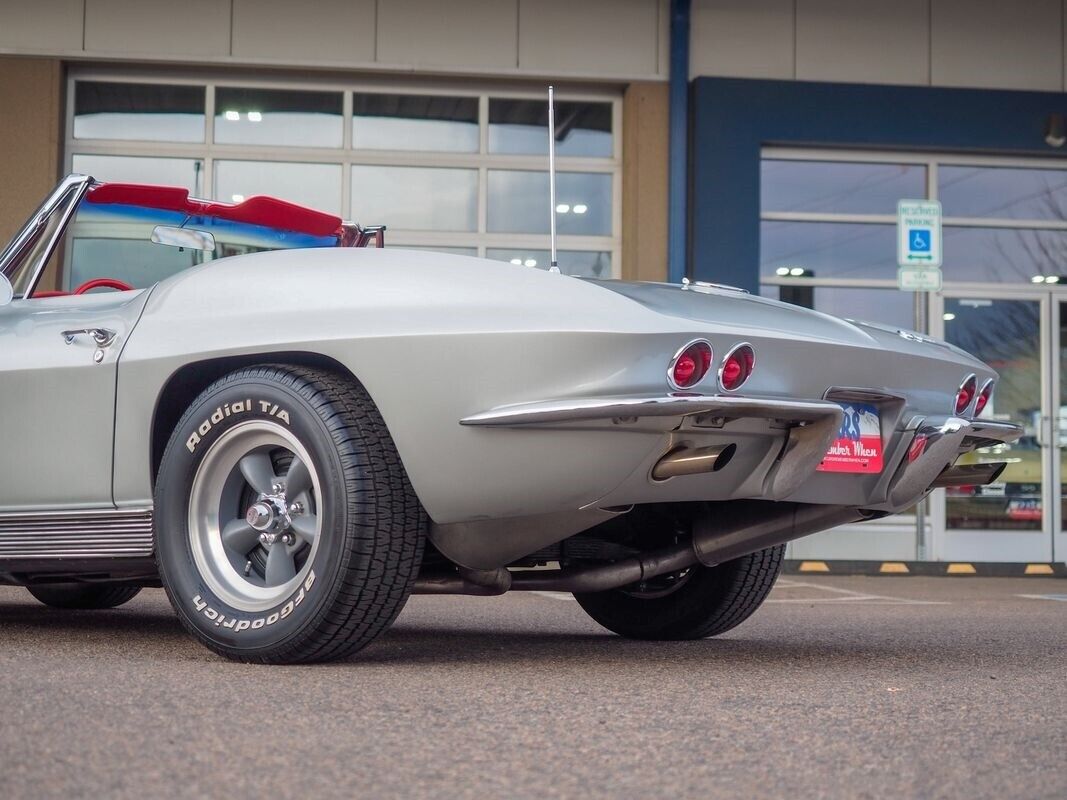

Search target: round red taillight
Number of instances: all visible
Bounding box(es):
[955,374,977,415]
[719,343,755,392]
[669,340,713,390]
[974,379,994,416]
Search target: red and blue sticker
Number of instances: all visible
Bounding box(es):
[817,402,884,474]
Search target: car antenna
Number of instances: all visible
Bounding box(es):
[547,85,561,274]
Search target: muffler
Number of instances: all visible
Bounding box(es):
[413,501,866,596]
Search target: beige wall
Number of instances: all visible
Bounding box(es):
[0,0,670,82]
[0,58,63,245]
[621,82,669,282]
[692,0,1067,92]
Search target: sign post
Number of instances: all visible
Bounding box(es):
[895,199,942,563]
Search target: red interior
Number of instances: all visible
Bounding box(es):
[86,183,344,238]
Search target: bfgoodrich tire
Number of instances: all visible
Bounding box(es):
[573,545,784,640]
[154,364,426,664]
[27,583,141,609]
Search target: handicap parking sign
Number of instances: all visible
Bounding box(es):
[897,200,942,267]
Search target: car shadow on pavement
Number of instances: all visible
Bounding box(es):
[0,600,188,637]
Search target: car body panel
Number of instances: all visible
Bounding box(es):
[0,289,150,511]
[109,247,1004,526]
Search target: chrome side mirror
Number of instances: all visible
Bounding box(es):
[151,225,216,252]
[0,274,12,307]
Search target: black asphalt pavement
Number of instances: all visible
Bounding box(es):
[0,576,1064,799]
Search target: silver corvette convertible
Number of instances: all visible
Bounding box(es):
[0,174,1021,663]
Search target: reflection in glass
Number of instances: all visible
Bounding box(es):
[486,248,611,278]
[352,166,477,231]
[71,155,205,194]
[488,171,611,235]
[944,298,1042,531]
[489,99,612,157]
[941,226,1067,284]
[760,221,896,280]
[353,94,478,152]
[215,87,342,148]
[214,161,342,216]
[761,160,925,215]
[74,81,205,142]
[940,165,1067,221]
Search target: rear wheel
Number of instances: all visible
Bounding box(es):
[27,583,141,610]
[154,364,426,664]
[574,544,784,640]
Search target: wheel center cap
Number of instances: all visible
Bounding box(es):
[246,502,275,531]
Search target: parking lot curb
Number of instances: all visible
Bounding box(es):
[785,560,1067,577]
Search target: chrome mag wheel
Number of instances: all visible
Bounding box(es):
[187,420,322,613]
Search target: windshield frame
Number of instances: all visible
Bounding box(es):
[0,174,93,300]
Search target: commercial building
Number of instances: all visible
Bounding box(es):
[2,1,1066,568]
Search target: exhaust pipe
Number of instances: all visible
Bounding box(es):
[414,501,866,596]
[651,443,736,480]
[930,462,1007,489]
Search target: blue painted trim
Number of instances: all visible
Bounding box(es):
[690,78,1067,294]
[667,0,690,284]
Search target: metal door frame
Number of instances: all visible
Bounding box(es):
[930,286,1056,562]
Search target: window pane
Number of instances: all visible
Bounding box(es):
[73,81,204,142]
[488,171,611,235]
[352,166,476,231]
[489,99,613,157]
[939,165,1067,220]
[761,160,925,214]
[760,221,897,280]
[941,226,1067,283]
[214,161,342,215]
[63,201,339,291]
[71,155,205,193]
[69,238,197,290]
[352,94,478,152]
[487,248,612,278]
[215,87,342,148]
[943,298,1043,530]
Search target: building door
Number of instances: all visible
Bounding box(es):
[930,289,1061,563]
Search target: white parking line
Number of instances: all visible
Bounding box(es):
[529,591,574,601]
[1018,593,1067,602]
[769,580,948,605]
[529,581,948,605]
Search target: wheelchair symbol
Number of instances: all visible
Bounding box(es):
[909,229,931,252]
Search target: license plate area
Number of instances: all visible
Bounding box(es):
[817,402,884,474]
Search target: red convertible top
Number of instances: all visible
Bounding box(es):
[86,182,344,238]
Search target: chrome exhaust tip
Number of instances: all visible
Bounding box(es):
[931,462,1007,489]
[651,443,736,480]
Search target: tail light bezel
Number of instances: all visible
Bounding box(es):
[667,339,714,391]
[955,373,978,416]
[718,342,756,393]
[974,378,994,417]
